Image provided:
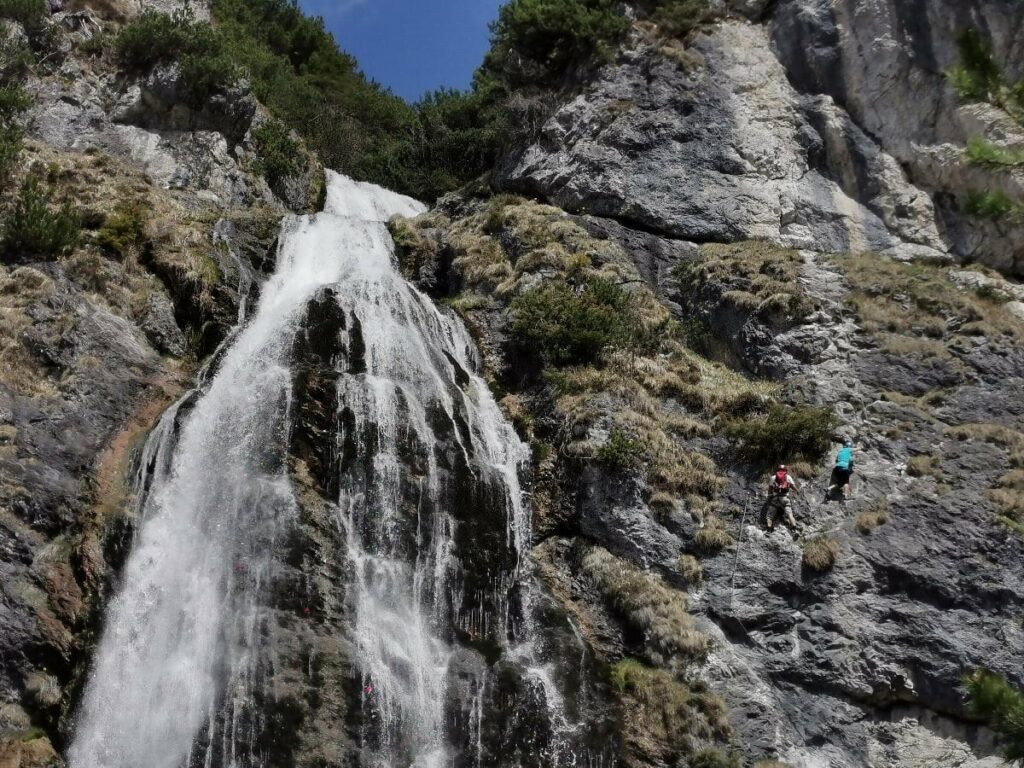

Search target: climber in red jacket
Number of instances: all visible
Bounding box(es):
[765,465,801,533]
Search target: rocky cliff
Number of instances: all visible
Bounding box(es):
[0,1,291,763]
[1,0,1023,767]
[396,2,1024,766]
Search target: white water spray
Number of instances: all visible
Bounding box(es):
[69,174,422,768]
[70,172,582,768]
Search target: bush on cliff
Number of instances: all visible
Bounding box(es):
[1,172,80,261]
[116,9,239,106]
[724,404,835,465]
[966,670,1024,763]
[0,82,29,181]
[510,278,638,368]
[0,0,47,40]
[638,0,714,39]
[250,118,304,198]
[485,0,629,79]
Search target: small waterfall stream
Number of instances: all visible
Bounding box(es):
[69,173,600,767]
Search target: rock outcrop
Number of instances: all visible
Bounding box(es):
[499,4,1024,276]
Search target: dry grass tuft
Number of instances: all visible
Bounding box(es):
[855,500,890,534]
[906,454,939,479]
[802,537,840,572]
[581,546,710,663]
[834,253,1024,358]
[694,515,733,554]
[677,241,819,329]
[610,657,731,759]
[676,554,704,585]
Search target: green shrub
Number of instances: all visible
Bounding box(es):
[947,28,1024,123]
[0,88,26,176]
[965,137,1024,169]
[0,0,48,39]
[95,200,148,256]
[0,40,32,180]
[966,670,1024,763]
[725,404,836,465]
[487,0,629,79]
[0,31,33,79]
[116,9,216,71]
[116,9,238,106]
[251,119,304,196]
[210,0,420,192]
[597,426,642,469]
[643,0,714,38]
[1,173,80,260]
[802,537,840,572]
[510,278,638,367]
[964,190,1018,220]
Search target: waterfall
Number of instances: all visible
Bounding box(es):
[69,172,598,767]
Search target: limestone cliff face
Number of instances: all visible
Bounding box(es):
[408,4,1024,766]
[498,1,1024,276]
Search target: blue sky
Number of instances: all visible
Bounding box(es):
[298,0,505,103]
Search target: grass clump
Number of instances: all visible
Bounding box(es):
[694,515,732,554]
[690,750,741,768]
[965,670,1024,763]
[1,172,80,261]
[906,454,939,479]
[510,277,642,367]
[802,537,840,572]
[855,500,889,534]
[610,657,731,761]
[724,404,835,466]
[834,253,1024,355]
[676,554,703,585]
[675,242,817,330]
[582,546,710,663]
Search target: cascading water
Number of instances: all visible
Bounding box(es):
[70,172,605,768]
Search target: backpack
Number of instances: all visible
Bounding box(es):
[773,470,790,491]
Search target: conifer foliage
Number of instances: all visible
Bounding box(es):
[966,670,1024,764]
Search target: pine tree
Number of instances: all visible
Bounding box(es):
[966,671,1024,764]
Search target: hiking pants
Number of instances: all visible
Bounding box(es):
[766,494,796,528]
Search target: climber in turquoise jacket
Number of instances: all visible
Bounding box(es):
[826,440,855,501]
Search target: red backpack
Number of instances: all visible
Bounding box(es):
[774,470,790,490]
